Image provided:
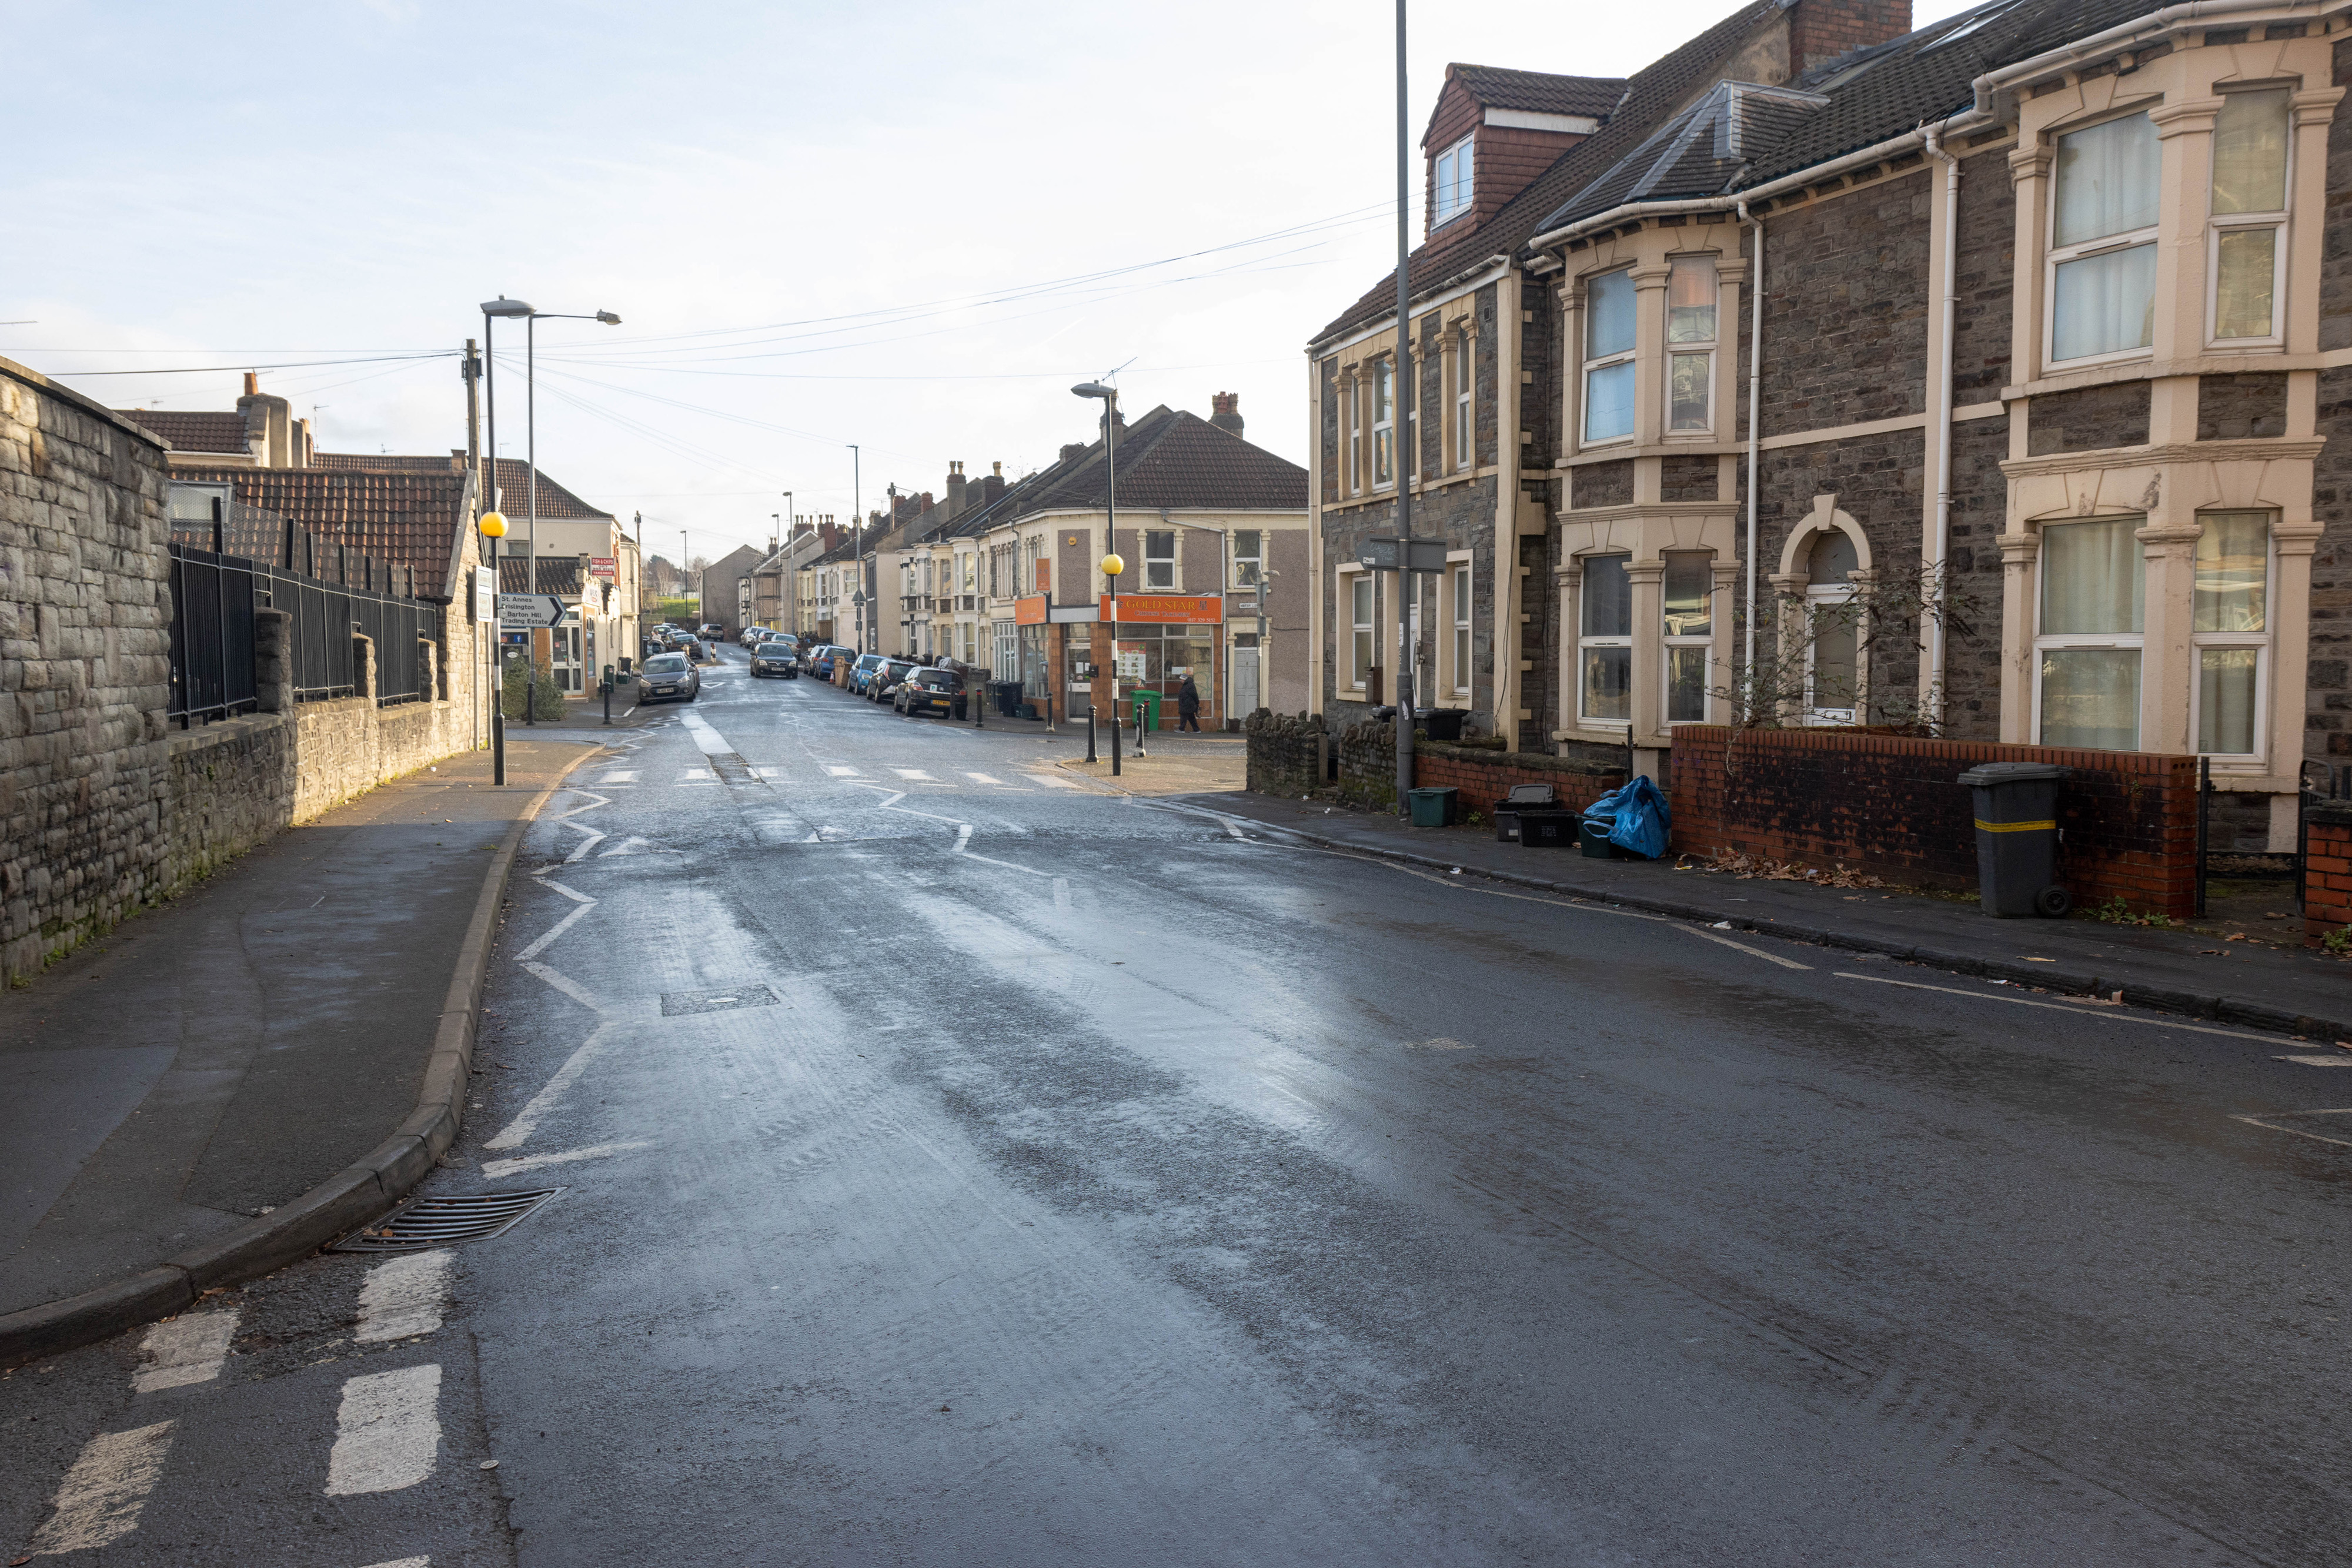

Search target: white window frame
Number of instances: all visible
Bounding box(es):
[1231,529,1264,590]
[1372,359,1396,489]
[1345,371,1364,496]
[1577,553,1632,730]
[1802,582,1859,726]
[1582,269,1638,449]
[2206,87,2292,351]
[1452,325,1475,472]
[2045,108,2161,370]
[1448,559,1472,696]
[1661,550,1713,726]
[1434,135,1474,229]
[1663,255,1719,437]
[1345,568,1374,691]
[2189,510,2275,763]
[1144,529,1176,590]
[2030,516,2146,751]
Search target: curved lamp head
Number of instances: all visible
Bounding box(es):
[1071,382,1117,401]
[480,297,534,318]
[479,511,508,537]
[1100,552,1125,579]
[596,310,622,325]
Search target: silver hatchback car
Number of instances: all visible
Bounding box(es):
[637,651,701,704]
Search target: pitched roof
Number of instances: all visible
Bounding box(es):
[1448,64,1628,121]
[312,453,614,521]
[173,464,472,600]
[499,556,583,596]
[119,409,250,454]
[1001,407,1308,517]
[1316,0,1788,345]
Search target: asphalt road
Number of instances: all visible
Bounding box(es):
[8,646,2351,1567]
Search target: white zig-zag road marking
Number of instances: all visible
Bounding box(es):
[132,1308,237,1393]
[356,1251,453,1343]
[486,1018,616,1150]
[517,902,595,963]
[325,1364,442,1496]
[522,960,603,1012]
[537,878,594,905]
[482,1139,653,1178]
[30,1421,175,1553]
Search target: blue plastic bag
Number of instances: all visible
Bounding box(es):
[1582,775,1671,860]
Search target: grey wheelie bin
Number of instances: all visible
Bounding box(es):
[1956,761,2073,918]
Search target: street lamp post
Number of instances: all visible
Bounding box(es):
[480,510,507,784]
[847,446,863,653]
[1071,382,1128,770]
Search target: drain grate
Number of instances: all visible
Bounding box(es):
[330,1188,563,1252]
[661,984,779,1017]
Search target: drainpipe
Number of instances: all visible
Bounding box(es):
[1922,123,1961,733]
[1738,199,1764,722]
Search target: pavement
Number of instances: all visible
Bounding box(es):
[0,735,601,1355]
[8,651,2352,1564]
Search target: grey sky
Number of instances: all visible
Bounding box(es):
[6,0,1975,561]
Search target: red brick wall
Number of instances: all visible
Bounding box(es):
[1789,0,1911,73]
[2307,808,2352,948]
[1669,727,2198,919]
[1408,744,1625,817]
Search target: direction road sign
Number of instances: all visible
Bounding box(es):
[498,593,566,629]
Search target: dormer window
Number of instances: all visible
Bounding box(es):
[1434,136,1475,228]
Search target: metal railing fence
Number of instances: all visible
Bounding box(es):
[167,544,260,726]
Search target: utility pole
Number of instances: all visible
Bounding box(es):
[848,446,863,653]
[1392,0,1416,817]
[462,338,483,756]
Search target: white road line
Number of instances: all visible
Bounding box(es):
[132,1309,238,1392]
[1223,818,1247,840]
[517,901,595,963]
[1027,774,1081,788]
[486,1018,616,1150]
[600,836,656,857]
[358,1557,431,1568]
[597,770,639,783]
[29,1420,176,1553]
[954,824,973,852]
[325,1365,442,1496]
[964,772,1004,784]
[1053,877,1072,908]
[537,877,594,905]
[753,767,789,778]
[1832,971,2292,1042]
[678,710,731,755]
[1675,924,1814,971]
[2277,1055,2352,1067]
[561,821,606,863]
[356,1251,454,1343]
[680,768,714,781]
[894,768,936,780]
[521,959,603,1012]
[482,1139,653,1178]
[2233,1109,2352,1148]
[824,765,861,777]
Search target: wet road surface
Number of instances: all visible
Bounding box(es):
[8,647,2351,1566]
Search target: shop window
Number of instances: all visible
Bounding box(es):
[1579,553,1631,725]
[1665,257,1718,434]
[1349,573,1374,690]
[2210,89,2291,346]
[1663,551,1712,723]
[1145,530,1175,589]
[2036,516,2144,750]
[2193,510,2271,757]
[1583,269,1636,444]
[2049,112,2159,364]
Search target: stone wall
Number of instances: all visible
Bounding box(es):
[165,714,295,889]
[1242,708,1324,797]
[0,360,173,985]
[1671,726,2199,919]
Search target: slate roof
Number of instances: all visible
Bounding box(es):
[1536,0,2180,234]
[173,464,472,600]
[1317,0,1787,343]
[1449,64,1628,121]
[120,409,249,454]
[313,453,614,521]
[1000,407,1308,517]
[499,556,583,597]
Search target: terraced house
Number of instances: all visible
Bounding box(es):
[1313,0,2351,852]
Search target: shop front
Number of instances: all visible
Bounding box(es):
[1098,593,1224,730]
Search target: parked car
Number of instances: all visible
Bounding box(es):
[636,651,700,704]
[847,653,887,694]
[699,623,725,641]
[750,640,800,679]
[870,657,918,703]
[808,646,847,680]
[897,666,965,718]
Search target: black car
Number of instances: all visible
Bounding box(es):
[750,640,800,678]
[870,657,918,702]
[896,666,965,718]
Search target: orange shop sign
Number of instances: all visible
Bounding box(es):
[1100,594,1222,624]
[1014,594,1049,626]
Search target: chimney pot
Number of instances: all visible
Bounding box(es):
[243,372,259,396]
[1210,391,1244,437]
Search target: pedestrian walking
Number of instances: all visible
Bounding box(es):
[1176,673,1202,732]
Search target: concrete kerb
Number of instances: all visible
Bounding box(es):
[0,745,607,1369]
[1169,797,2352,1047]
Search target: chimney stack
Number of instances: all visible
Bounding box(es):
[945,460,967,519]
[1210,392,1244,437]
[1787,0,1911,76]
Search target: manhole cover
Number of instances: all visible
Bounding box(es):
[661,984,780,1017]
[331,1188,563,1252]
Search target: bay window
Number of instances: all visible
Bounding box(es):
[1583,269,1636,444]
[2035,517,2144,750]
[1372,359,1396,487]
[1145,529,1175,589]
[2210,88,2290,346]
[1666,256,1718,434]
[1349,574,1374,690]
[2048,111,2159,364]
[2193,511,2271,757]
[1663,551,1712,723]
[1579,553,1632,725]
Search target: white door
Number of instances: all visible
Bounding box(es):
[1231,647,1261,717]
